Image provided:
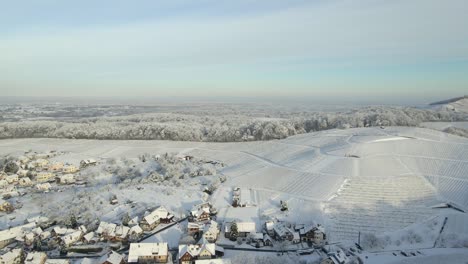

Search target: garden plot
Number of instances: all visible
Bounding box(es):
[324,175,439,242]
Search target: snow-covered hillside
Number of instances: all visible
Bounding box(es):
[1,126,467,262]
[430,95,468,113]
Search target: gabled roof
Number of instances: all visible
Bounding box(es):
[101,251,124,264]
[143,206,171,225]
[83,232,95,242]
[224,222,256,233]
[61,230,82,246]
[129,243,168,262]
[129,225,143,235]
[96,222,117,236]
[0,223,36,242]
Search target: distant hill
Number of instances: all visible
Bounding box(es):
[430,95,468,113]
[430,95,468,105]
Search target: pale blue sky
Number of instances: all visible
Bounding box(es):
[1,0,467,100]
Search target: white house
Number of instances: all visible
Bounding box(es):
[36,172,54,182]
[202,220,220,243]
[36,183,52,192]
[0,248,23,264]
[62,165,79,174]
[61,230,83,246]
[0,222,36,249]
[5,174,19,184]
[19,177,33,187]
[96,222,117,239]
[224,222,256,238]
[128,243,169,263]
[25,251,47,264]
[57,174,75,184]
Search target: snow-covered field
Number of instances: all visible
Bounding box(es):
[1,126,468,262]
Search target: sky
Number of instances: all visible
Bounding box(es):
[0,0,467,102]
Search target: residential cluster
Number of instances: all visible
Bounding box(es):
[1,152,96,214]
[0,154,354,264]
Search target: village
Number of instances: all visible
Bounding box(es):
[0,151,357,264]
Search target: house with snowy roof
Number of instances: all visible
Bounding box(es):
[0,248,23,264]
[178,242,223,264]
[224,222,256,238]
[0,222,36,248]
[202,221,220,243]
[100,251,125,264]
[25,251,47,264]
[128,242,169,263]
[96,222,117,239]
[140,206,174,231]
[272,222,293,241]
[61,230,83,246]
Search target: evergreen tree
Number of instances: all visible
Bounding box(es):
[229,222,239,241]
[122,212,131,226]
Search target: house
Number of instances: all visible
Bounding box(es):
[299,225,326,244]
[128,243,169,263]
[128,216,139,227]
[273,222,293,241]
[96,222,117,239]
[113,225,130,241]
[178,243,221,264]
[0,248,23,264]
[129,225,143,241]
[17,169,29,177]
[188,222,202,236]
[292,232,301,244]
[320,250,348,264]
[57,174,75,185]
[52,226,75,237]
[83,232,97,244]
[61,230,83,246]
[100,251,126,264]
[80,159,97,168]
[62,165,79,174]
[0,180,8,188]
[263,234,273,246]
[224,222,256,238]
[24,232,36,246]
[0,201,14,213]
[190,203,216,221]
[248,232,264,245]
[264,221,275,236]
[190,208,211,223]
[5,174,19,184]
[40,231,51,240]
[34,159,49,169]
[0,222,36,249]
[25,252,47,264]
[202,221,220,243]
[140,207,174,231]
[48,162,64,172]
[36,183,52,192]
[36,172,54,182]
[19,177,33,187]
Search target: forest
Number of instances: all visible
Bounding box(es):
[0,104,466,141]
